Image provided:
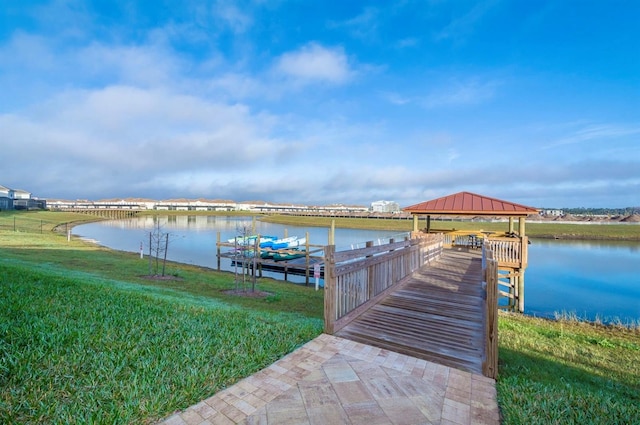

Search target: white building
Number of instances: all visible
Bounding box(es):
[371,200,400,213]
[0,185,45,210]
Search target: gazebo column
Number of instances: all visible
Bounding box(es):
[413,214,419,232]
[518,217,526,313]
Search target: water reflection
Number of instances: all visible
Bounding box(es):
[74,215,407,284]
[527,238,640,323]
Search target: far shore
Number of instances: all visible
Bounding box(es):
[256,213,640,241]
[3,209,640,241]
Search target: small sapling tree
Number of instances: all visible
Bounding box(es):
[147,220,172,276]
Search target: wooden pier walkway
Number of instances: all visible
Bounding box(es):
[335,249,486,374]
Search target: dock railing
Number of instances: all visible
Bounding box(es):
[483,236,528,268]
[482,246,499,379]
[324,233,443,334]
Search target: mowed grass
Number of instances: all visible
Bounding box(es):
[0,211,324,423]
[0,263,322,424]
[498,313,640,424]
[2,210,640,424]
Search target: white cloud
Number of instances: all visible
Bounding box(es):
[1,85,299,186]
[328,7,380,41]
[382,91,412,105]
[274,43,352,84]
[78,43,182,87]
[434,0,497,43]
[213,0,253,34]
[542,124,640,150]
[421,78,499,108]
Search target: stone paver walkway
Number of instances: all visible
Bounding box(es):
[157,334,500,425]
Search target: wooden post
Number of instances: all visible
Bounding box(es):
[324,245,336,334]
[483,256,499,379]
[518,269,525,313]
[518,217,527,313]
[329,219,335,245]
[252,238,258,290]
[511,273,517,311]
[508,217,514,234]
[216,232,221,271]
[413,214,418,232]
[366,241,375,299]
[304,231,310,286]
[427,215,431,233]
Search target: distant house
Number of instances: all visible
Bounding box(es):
[542,209,564,217]
[0,185,13,210]
[13,189,31,200]
[0,196,12,210]
[371,200,400,213]
[0,185,14,198]
[0,185,46,210]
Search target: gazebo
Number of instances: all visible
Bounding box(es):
[403,191,539,312]
[403,191,539,236]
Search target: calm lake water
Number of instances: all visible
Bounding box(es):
[73,216,640,324]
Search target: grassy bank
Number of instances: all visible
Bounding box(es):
[1,210,639,423]
[498,313,640,424]
[0,263,322,424]
[0,210,324,423]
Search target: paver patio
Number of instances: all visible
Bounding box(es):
[156,334,500,425]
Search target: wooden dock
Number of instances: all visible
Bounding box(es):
[335,249,485,374]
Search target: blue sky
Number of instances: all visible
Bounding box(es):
[1,0,638,208]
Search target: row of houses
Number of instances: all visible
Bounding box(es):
[47,198,402,214]
[48,198,374,214]
[3,186,400,215]
[0,185,47,210]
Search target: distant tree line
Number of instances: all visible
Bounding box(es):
[553,207,640,216]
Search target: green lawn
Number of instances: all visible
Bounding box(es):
[497,313,640,424]
[1,210,639,424]
[0,211,324,423]
[0,263,322,424]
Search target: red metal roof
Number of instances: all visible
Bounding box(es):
[403,192,539,216]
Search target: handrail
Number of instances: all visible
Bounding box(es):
[324,233,443,334]
[484,236,528,268]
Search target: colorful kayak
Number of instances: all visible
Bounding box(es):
[268,236,299,249]
[272,251,305,261]
[228,235,277,246]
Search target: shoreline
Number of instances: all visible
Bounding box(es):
[58,212,640,242]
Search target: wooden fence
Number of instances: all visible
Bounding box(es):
[482,247,499,379]
[323,233,443,334]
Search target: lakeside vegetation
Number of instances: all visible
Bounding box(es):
[1,210,639,423]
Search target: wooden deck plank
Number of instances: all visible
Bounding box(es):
[335,249,485,374]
